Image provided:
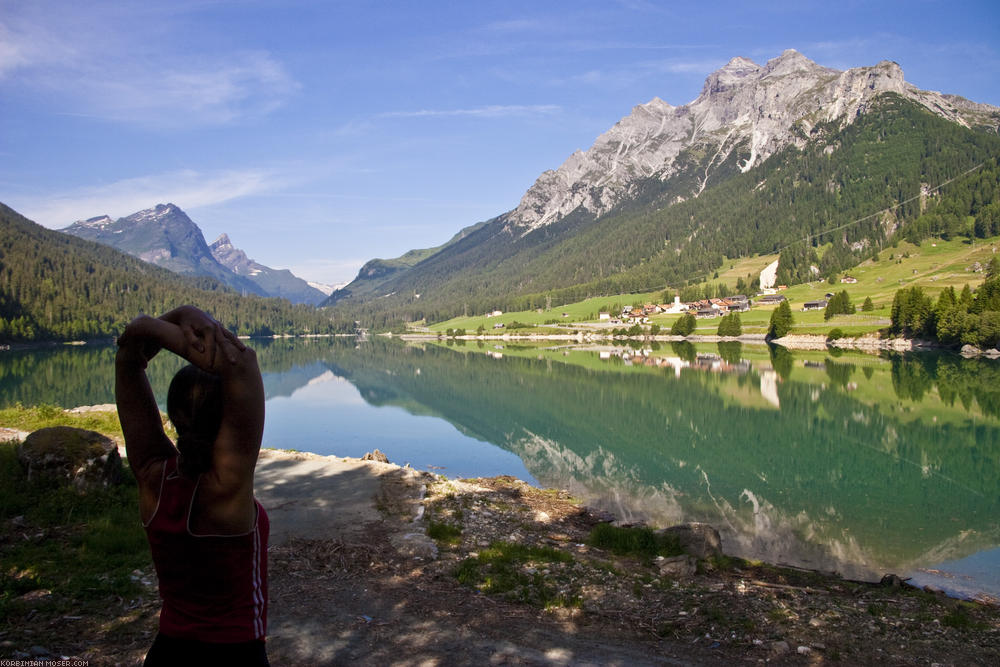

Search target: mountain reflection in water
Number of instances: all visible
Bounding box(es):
[1,337,997,601]
[314,338,1000,600]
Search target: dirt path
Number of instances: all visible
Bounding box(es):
[256,454,999,666]
[15,448,994,665]
[256,452,715,666]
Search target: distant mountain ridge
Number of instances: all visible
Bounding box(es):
[506,50,999,233]
[61,204,326,305]
[325,50,1000,326]
[209,233,328,305]
[0,202,337,341]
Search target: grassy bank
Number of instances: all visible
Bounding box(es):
[0,439,150,624]
[427,235,998,337]
[0,406,156,659]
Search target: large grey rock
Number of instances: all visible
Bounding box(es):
[657,555,697,578]
[659,522,722,558]
[17,426,122,491]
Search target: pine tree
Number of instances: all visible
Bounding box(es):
[717,312,742,337]
[768,301,794,338]
[671,313,696,337]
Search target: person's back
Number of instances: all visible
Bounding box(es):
[145,455,268,643]
[115,306,269,665]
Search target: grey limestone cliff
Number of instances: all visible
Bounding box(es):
[506,50,1000,233]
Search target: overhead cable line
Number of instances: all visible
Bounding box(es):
[775,161,988,254]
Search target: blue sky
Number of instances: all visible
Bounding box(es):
[2,1,998,286]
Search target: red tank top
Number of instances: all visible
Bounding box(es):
[144,456,268,643]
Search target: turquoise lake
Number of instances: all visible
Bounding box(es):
[2,337,998,603]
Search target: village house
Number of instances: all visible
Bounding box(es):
[841,275,858,284]
[757,294,787,305]
[599,312,611,320]
[803,300,828,311]
[726,297,750,312]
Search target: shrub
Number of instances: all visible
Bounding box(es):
[588,524,683,564]
[670,313,696,337]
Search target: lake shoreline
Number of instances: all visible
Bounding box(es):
[3,402,997,607]
[3,404,999,664]
[5,330,998,358]
[398,330,995,354]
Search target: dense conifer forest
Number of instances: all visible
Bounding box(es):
[4,95,1000,338]
[889,257,1000,348]
[331,94,1000,329]
[0,204,337,342]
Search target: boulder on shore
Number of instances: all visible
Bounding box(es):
[362,449,390,463]
[658,522,723,559]
[17,426,123,491]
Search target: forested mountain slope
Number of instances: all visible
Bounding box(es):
[327,94,1000,329]
[0,204,335,341]
[61,203,328,305]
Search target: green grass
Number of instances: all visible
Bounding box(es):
[0,403,125,437]
[427,235,1000,338]
[0,402,175,441]
[428,288,670,333]
[0,440,150,623]
[427,521,462,546]
[454,541,579,608]
[588,523,684,564]
[941,603,988,630]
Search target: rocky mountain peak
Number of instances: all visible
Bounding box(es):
[210,233,234,251]
[61,204,327,305]
[504,51,999,233]
[77,215,114,229]
[706,56,762,91]
[764,49,821,75]
[209,233,252,270]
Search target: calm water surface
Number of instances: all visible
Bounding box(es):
[2,337,998,602]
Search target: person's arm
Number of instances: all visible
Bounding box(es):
[115,319,175,481]
[206,334,265,497]
[115,309,222,479]
[154,305,263,496]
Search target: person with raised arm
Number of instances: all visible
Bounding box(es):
[115,305,269,665]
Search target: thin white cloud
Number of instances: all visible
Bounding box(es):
[12,168,281,228]
[379,105,560,119]
[0,5,299,126]
[0,15,79,77]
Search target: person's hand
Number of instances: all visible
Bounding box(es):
[215,326,247,364]
[167,306,224,369]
